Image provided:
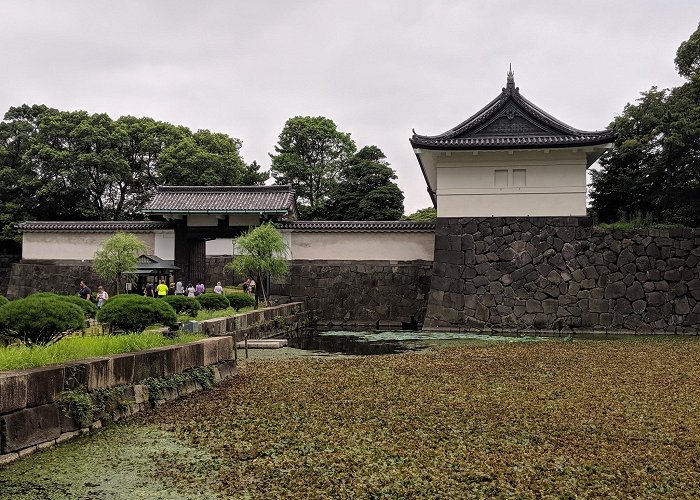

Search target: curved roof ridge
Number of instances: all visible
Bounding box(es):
[513,92,612,136]
[412,93,506,140]
[410,72,616,149]
[155,185,293,192]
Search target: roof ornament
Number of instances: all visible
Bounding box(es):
[503,64,518,94]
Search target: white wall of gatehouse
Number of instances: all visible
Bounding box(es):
[432,149,588,217]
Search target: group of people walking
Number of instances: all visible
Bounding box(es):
[78,276,257,308]
[142,280,206,298]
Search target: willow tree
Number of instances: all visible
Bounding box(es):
[226,223,289,307]
[92,232,147,294]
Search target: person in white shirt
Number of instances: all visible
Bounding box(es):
[214,282,223,294]
[96,286,109,308]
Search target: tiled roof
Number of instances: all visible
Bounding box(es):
[143,185,296,214]
[410,70,616,151]
[276,221,435,232]
[18,221,175,232]
[412,134,616,149]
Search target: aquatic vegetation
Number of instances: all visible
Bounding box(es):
[145,339,700,498]
[4,339,699,497]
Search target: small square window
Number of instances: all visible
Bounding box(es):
[494,169,508,187]
[513,169,526,187]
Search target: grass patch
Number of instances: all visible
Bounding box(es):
[0,332,205,372]
[145,339,700,498]
[177,306,255,322]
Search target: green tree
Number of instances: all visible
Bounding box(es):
[591,24,700,226]
[325,146,404,220]
[270,116,356,219]
[225,223,289,307]
[676,22,700,78]
[0,106,267,249]
[403,207,437,221]
[158,129,267,186]
[92,232,147,294]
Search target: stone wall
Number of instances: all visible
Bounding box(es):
[425,217,700,333]
[271,260,433,328]
[205,256,236,288]
[0,337,235,465]
[0,254,20,296]
[198,302,309,340]
[7,257,237,299]
[6,261,104,299]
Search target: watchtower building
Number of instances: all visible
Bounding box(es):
[410,68,616,217]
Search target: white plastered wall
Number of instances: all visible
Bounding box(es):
[206,238,234,256]
[285,232,434,261]
[22,232,164,261]
[434,149,588,217]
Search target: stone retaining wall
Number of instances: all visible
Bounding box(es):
[0,302,306,465]
[205,256,232,289]
[6,260,104,299]
[425,217,700,333]
[270,260,433,328]
[0,255,20,296]
[198,302,309,340]
[0,337,235,465]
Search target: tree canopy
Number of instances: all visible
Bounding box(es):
[325,146,404,220]
[92,232,148,293]
[270,116,356,219]
[270,117,404,220]
[0,105,267,251]
[590,23,700,226]
[403,207,437,221]
[226,223,289,307]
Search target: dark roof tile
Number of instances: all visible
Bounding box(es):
[411,71,616,151]
[276,221,435,232]
[18,221,175,232]
[143,185,296,214]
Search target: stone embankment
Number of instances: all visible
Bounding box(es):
[425,217,700,333]
[272,260,433,328]
[0,302,306,465]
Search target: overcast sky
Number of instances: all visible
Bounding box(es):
[1,1,698,213]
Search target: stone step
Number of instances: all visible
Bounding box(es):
[236,339,288,349]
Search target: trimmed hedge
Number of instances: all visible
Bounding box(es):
[96,294,177,333]
[225,292,255,310]
[0,295,8,308]
[0,295,85,345]
[161,295,202,316]
[196,293,230,311]
[31,292,98,319]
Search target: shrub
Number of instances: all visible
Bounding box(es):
[96,294,177,333]
[161,295,202,316]
[196,293,230,311]
[0,295,8,308]
[225,292,255,310]
[31,292,98,319]
[0,296,85,345]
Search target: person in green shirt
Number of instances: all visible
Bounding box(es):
[156,280,169,298]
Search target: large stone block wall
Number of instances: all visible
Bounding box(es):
[271,260,433,327]
[8,258,237,299]
[424,217,700,333]
[6,261,104,299]
[205,256,240,288]
[0,254,20,296]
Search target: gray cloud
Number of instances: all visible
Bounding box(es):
[1,0,698,213]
